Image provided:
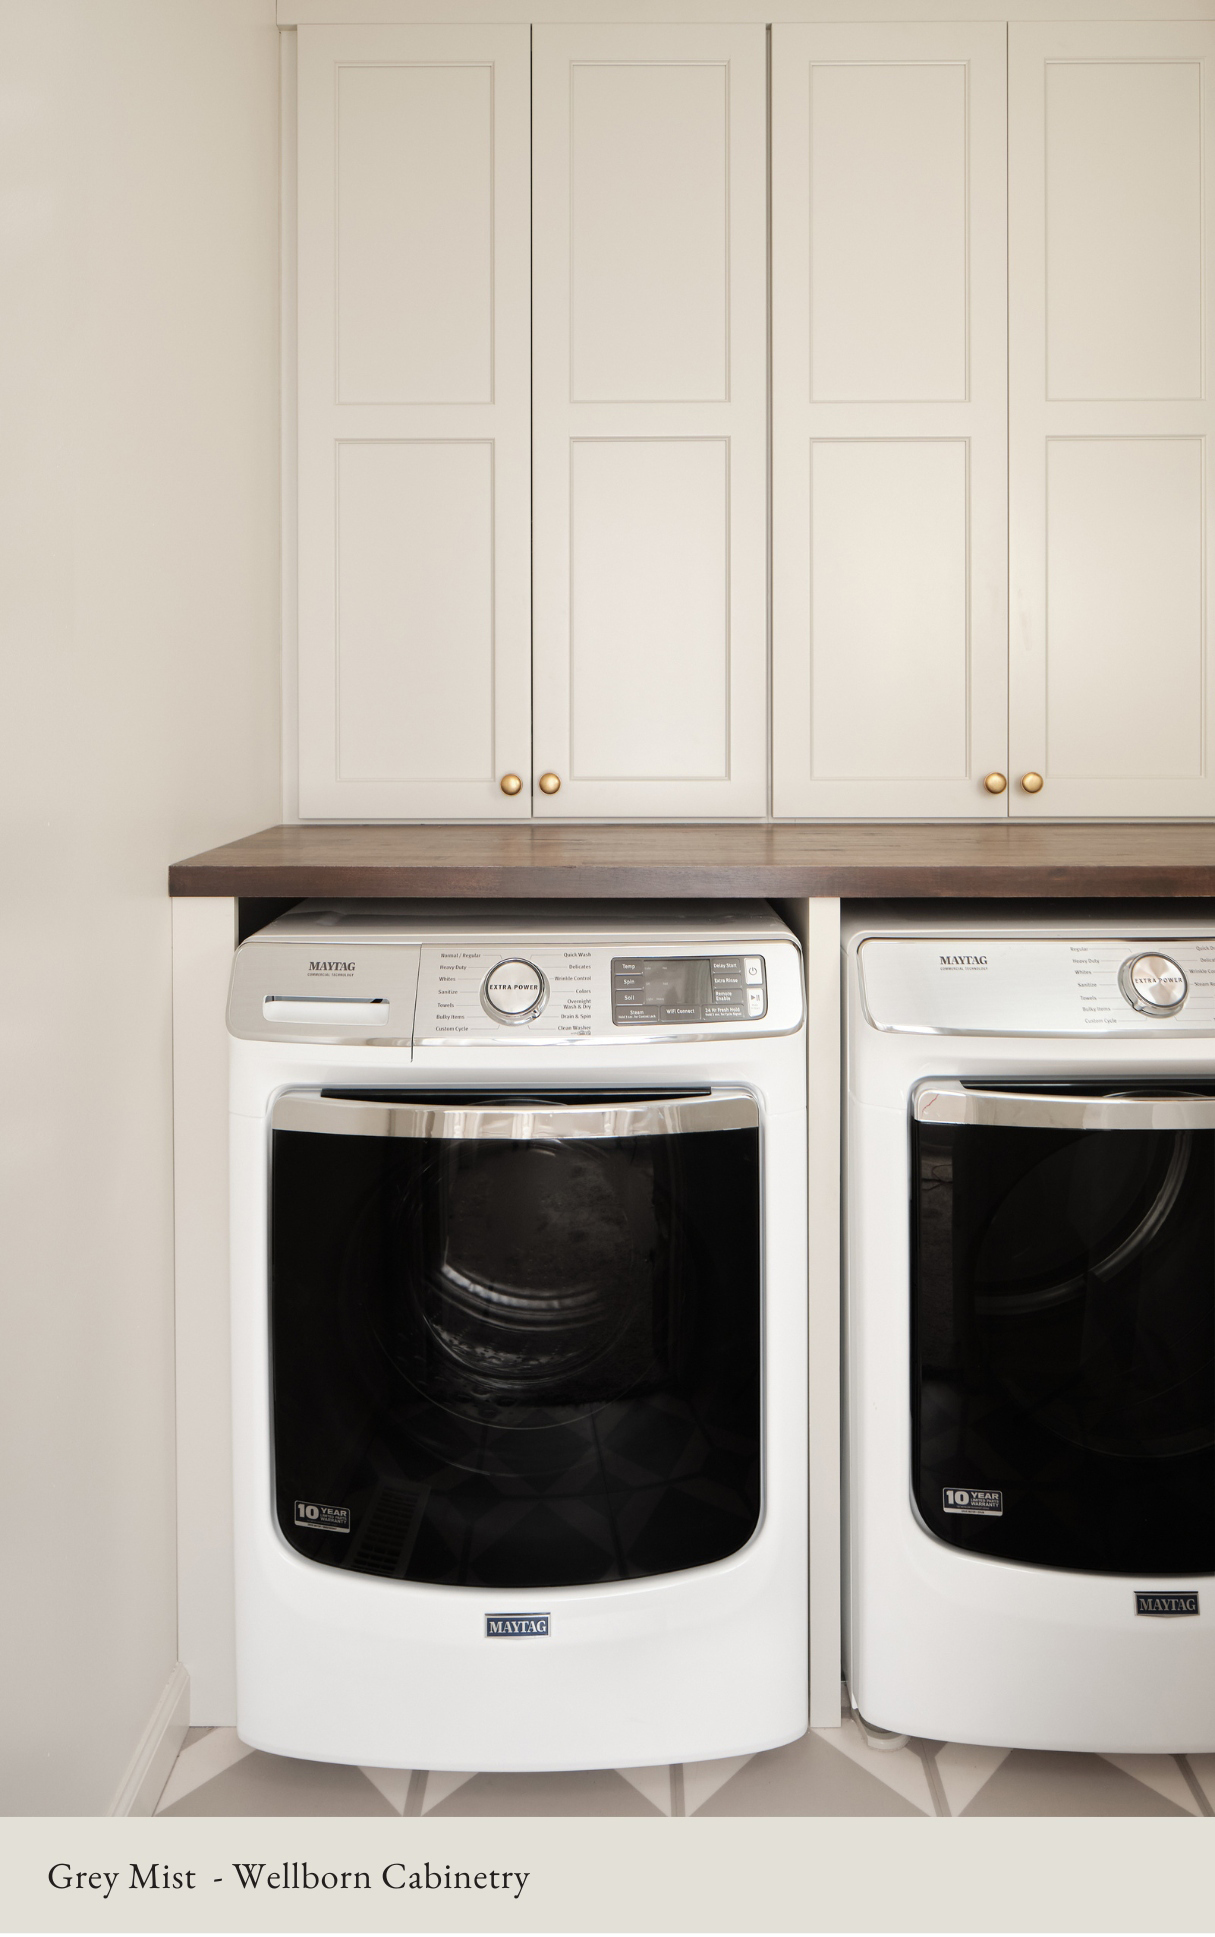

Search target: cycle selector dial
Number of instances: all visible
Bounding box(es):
[481,958,548,1023]
[1118,952,1188,1016]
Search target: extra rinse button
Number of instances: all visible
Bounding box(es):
[481,958,547,1024]
[1118,953,1188,1017]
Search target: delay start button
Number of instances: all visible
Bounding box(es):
[481,958,547,1024]
[1118,952,1188,1017]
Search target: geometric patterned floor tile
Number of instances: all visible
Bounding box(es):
[1101,1753,1208,1816]
[423,1768,661,1816]
[935,1742,1012,1815]
[616,1765,678,1814]
[694,1728,924,1816]
[1179,1753,1215,1814]
[421,1770,478,1814]
[156,1727,253,1813]
[151,1725,1214,1818]
[683,1755,755,1815]
[358,1766,417,1814]
[811,1717,939,1814]
[961,1747,1190,1816]
[158,1749,396,1817]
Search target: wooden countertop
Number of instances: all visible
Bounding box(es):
[169,821,1215,899]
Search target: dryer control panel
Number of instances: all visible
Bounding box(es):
[858,936,1215,1036]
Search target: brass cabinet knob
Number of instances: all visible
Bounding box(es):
[499,773,523,796]
[538,772,562,795]
[1021,771,1045,794]
[983,772,1007,795]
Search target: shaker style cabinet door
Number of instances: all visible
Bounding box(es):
[296,27,530,819]
[531,27,768,818]
[1008,24,1215,818]
[772,25,1008,818]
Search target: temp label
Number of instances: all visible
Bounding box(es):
[1135,1591,1199,1617]
[294,1501,350,1532]
[485,1614,550,1638]
[943,1487,1003,1517]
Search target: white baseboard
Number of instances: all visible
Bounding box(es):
[108,1663,190,1817]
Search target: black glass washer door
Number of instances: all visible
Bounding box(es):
[270,1089,762,1590]
[913,1082,1215,1576]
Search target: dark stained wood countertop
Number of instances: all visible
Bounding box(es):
[169,821,1215,900]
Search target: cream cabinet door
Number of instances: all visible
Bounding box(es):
[1009,24,1215,818]
[772,25,1008,819]
[531,26,768,818]
[296,26,530,819]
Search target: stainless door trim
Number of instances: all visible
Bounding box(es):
[914,1078,1215,1132]
[271,1089,760,1141]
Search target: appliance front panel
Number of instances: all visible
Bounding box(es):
[269,1089,762,1591]
[860,936,1215,1036]
[912,1085,1215,1578]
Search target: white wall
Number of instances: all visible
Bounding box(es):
[0,0,280,1813]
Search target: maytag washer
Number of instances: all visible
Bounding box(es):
[846,902,1215,1753]
[229,900,807,1771]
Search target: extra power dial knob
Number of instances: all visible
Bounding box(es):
[481,958,547,1024]
[1118,953,1188,1017]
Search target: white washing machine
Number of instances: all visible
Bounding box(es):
[846,902,1215,1753]
[228,899,807,1772]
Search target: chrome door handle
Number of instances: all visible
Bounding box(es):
[272,1088,759,1140]
[914,1078,1215,1132]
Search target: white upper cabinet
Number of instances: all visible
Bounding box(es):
[531,26,768,818]
[772,25,1008,818]
[296,26,530,819]
[1008,23,1215,818]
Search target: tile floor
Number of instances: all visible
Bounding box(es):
[155,1718,1215,1818]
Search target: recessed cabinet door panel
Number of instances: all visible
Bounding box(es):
[772,25,1008,819]
[570,440,728,782]
[1009,24,1215,817]
[772,25,1007,820]
[297,27,529,819]
[809,441,969,784]
[532,26,767,818]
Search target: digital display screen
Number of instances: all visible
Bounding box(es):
[611,955,765,1026]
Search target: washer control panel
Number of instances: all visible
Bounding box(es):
[412,941,800,1046]
[228,916,803,1048]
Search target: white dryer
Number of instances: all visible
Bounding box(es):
[846,902,1215,1753]
[228,900,807,1771]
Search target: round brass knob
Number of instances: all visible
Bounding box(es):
[538,772,561,796]
[1021,772,1044,794]
[983,772,1007,795]
[499,773,523,796]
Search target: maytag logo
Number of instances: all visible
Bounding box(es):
[939,954,989,969]
[1135,1591,1199,1617]
[485,1613,550,1638]
[308,960,356,975]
